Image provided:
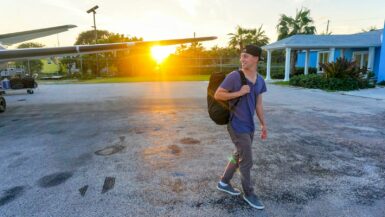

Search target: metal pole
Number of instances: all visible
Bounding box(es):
[27,60,31,76]
[93,12,97,44]
[80,55,83,77]
[93,11,99,76]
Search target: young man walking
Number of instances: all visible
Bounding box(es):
[214,45,267,209]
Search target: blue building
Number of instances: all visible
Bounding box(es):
[262,23,385,83]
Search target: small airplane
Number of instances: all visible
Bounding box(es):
[0,24,217,112]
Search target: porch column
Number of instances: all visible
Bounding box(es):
[340,49,345,58]
[329,48,335,62]
[266,50,272,80]
[304,49,310,75]
[378,22,385,82]
[284,47,291,81]
[368,47,375,71]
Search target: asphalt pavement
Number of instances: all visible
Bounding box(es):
[1,82,384,217]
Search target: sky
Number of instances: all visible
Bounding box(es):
[1,0,384,49]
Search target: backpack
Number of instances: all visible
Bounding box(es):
[207,70,247,125]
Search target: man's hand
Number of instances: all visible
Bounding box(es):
[239,85,250,96]
[260,125,267,140]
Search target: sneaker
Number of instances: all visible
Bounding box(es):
[216,182,241,196]
[243,194,265,209]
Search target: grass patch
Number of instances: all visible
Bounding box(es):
[41,59,59,74]
[272,80,290,86]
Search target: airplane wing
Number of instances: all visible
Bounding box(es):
[0,25,77,46]
[0,36,217,62]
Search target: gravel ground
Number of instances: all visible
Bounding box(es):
[0,82,384,217]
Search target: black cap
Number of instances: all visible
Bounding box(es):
[242,45,264,61]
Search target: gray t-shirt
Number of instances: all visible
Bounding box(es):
[220,70,267,133]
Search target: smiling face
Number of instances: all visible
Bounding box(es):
[240,52,259,70]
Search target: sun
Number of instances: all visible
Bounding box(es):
[151,46,175,64]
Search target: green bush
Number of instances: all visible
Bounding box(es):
[263,66,316,79]
[270,68,285,79]
[320,57,367,80]
[289,74,374,91]
[294,67,317,76]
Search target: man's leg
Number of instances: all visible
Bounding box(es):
[236,133,264,209]
[235,133,254,196]
[220,124,241,184]
[216,125,242,196]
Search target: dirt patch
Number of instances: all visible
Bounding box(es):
[180,138,201,145]
[143,145,182,158]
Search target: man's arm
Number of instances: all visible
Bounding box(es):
[256,94,267,140]
[214,85,250,101]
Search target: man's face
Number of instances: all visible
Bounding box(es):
[240,53,259,69]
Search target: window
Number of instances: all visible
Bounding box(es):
[317,51,329,72]
[352,51,368,69]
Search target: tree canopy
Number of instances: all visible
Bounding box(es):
[75,30,142,45]
[276,8,316,40]
[228,25,270,51]
[16,42,45,74]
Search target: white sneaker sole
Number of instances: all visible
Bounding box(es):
[243,195,265,209]
[216,185,241,196]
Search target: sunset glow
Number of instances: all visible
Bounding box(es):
[151,46,175,64]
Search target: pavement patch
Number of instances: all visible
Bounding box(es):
[102,177,115,193]
[79,185,88,197]
[71,153,93,167]
[37,172,73,188]
[161,178,185,193]
[8,156,29,168]
[95,145,125,156]
[353,186,385,205]
[195,197,252,213]
[0,186,25,207]
[171,172,186,177]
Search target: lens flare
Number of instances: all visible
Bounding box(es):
[151,46,174,64]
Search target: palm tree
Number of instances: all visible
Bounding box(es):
[228,26,249,51]
[247,25,270,47]
[276,8,316,74]
[228,25,270,51]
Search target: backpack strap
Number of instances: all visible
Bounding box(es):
[229,70,248,122]
[232,70,247,109]
[238,70,247,86]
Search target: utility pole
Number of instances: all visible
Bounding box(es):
[87,5,99,76]
[87,5,98,44]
